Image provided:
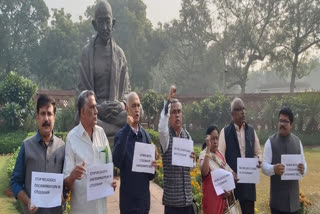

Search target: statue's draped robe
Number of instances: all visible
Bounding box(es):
[78,35,130,103]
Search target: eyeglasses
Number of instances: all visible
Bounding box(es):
[279,119,290,124]
[170,109,182,115]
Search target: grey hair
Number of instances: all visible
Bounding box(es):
[171,98,181,106]
[77,90,96,116]
[126,92,139,106]
[231,97,244,112]
[126,91,144,117]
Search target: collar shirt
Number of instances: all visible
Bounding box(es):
[219,122,262,161]
[63,122,112,214]
[234,123,246,158]
[10,131,65,214]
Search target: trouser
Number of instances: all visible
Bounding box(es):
[271,208,299,214]
[164,205,195,214]
[239,200,254,214]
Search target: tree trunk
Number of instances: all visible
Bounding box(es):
[290,54,299,93]
[240,73,247,94]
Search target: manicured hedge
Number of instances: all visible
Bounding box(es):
[7,146,20,178]
[0,131,31,154]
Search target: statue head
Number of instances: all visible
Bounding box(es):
[92,1,115,43]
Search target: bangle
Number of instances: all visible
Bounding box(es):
[205,153,211,158]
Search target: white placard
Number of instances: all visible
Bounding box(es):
[87,163,114,201]
[237,158,260,184]
[172,137,194,167]
[30,172,63,208]
[281,154,302,180]
[211,169,235,196]
[132,142,155,174]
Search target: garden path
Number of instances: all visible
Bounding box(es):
[107,178,164,214]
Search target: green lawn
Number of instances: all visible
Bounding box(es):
[0,156,19,214]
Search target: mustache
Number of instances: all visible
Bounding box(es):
[280,125,286,129]
[42,121,50,127]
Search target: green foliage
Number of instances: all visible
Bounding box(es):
[55,132,68,142]
[106,0,166,90]
[0,72,37,106]
[0,72,37,130]
[184,93,231,131]
[55,101,76,132]
[32,9,87,89]
[257,130,320,146]
[189,129,205,146]
[261,96,281,130]
[0,103,25,129]
[261,93,320,133]
[194,146,202,159]
[146,128,160,151]
[0,0,49,75]
[154,0,219,94]
[0,131,29,154]
[7,146,21,178]
[270,0,320,93]
[142,90,164,129]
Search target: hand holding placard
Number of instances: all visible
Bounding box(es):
[211,169,235,196]
[237,158,260,184]
[31,172,64,208]
[172,137,194,168]
[281,154,303,180]
[132,142,155,174]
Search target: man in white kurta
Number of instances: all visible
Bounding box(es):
[63,90,113,214]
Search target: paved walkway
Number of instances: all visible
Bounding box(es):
[107,179,164,214]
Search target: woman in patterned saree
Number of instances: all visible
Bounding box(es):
[199,125,235,214]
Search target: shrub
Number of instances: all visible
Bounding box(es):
[55,132,68,142]
[146,128,160,150]
[0,131,67,155]
[257,130,320,146]
[7,146,21,178]
[190,129,205,146]
[0,131,29,154]
[0,72,37,131]
[141,90,164,129]
[183,93,231,131]
[55,100,76,132]
[261,93,320,133]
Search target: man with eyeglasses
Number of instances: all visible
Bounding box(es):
[158,85,196,214]
[218,97,262,214]
[262,107,307,214]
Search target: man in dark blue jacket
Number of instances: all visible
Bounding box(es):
[113,92,157,214]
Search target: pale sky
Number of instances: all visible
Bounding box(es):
[44,0,181,27]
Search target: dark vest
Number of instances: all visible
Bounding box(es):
[224,122,256,201]
[161,127,193,207]
[270,133,301,212]
[24,134,65,214]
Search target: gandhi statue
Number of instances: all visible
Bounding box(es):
[77,0,130,138]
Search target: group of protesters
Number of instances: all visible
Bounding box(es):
[10,84,307,214]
